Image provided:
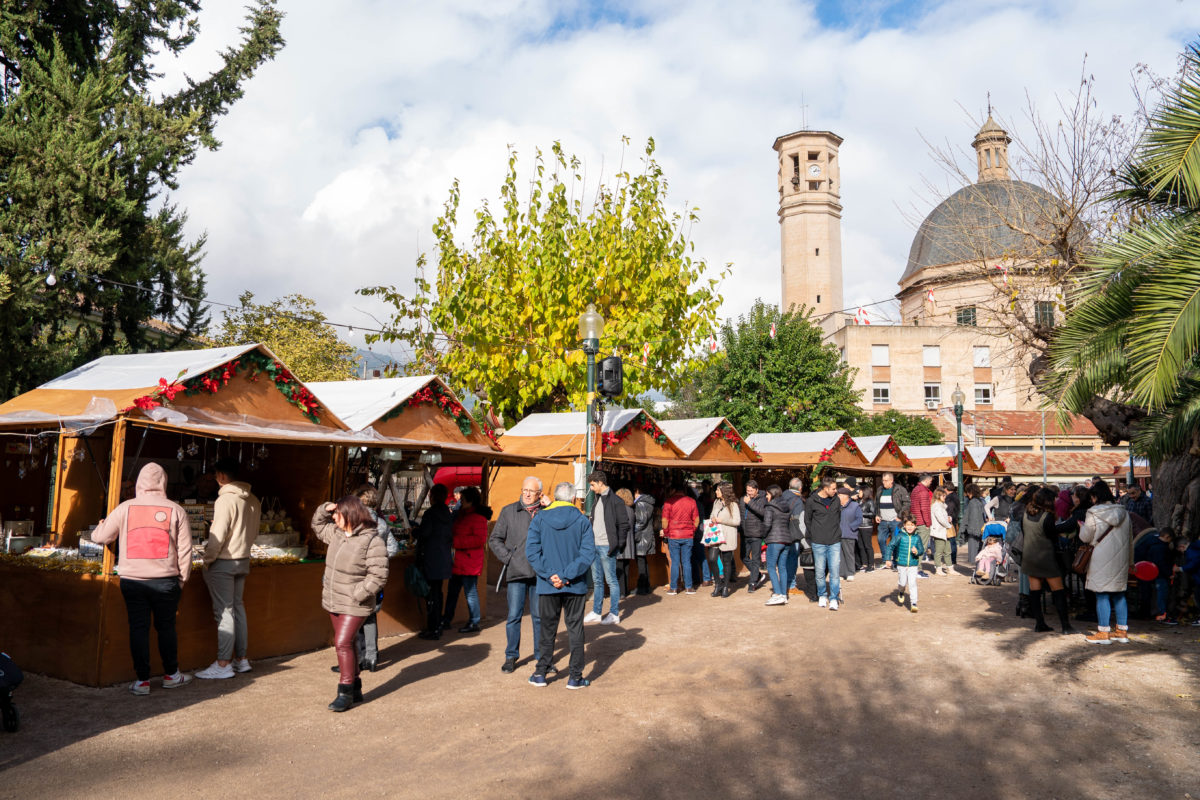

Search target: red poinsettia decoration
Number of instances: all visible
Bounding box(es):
[702,422,744,453]
[383,381,498,445]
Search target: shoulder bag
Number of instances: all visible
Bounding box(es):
[1071,522,1114,576]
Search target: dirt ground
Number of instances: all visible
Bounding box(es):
[3,566,1199,800]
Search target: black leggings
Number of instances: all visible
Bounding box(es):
[635,555,651,593]
[856,528,875,570]
[425,579,445,632]
[705,548,734,591]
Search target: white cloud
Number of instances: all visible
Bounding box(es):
[156,0,1198,353]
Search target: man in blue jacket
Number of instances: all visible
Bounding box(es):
[526,481,597,689]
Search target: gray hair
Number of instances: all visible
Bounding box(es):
[554,482,575,502]
[788,477,803,491]
[522,476,543,490]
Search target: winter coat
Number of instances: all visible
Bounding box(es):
[804,492,842,546]
[1020,509,1061,579]
[910,483,933,527]
[204,480,262,564]
[311,506,389,617]
[662,492,700,539]
[762,497,794,546]
[633,494,657,556]
[1079,503,1133,594]
[93,463,192,583]
[741,493,767,540]
[1183,541,1200,581]
[618,504,637,560]
[839,500,863,540]
[858,497,876,530]
[709,498,741,553]
[451,511,488,576]
[964,497,986,540]
[414,503,454,581]
[877,483,910,520]
[930,501,952,540]
[1134,534,1171,582]
[525,502,597,595]
[590,488,631,558]
[887,527,924,567]
[488,500,540,582]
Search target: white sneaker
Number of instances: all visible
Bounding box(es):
[600,612,619,625]
[583,611,602,624]
[194,661,234,680]
[162,671,192,689]
[764,594,786,606]
[829,599,839,611]
[845,575,855,582]
[130,680,150,696]
[818,596,828,608]
[232,658,252,673]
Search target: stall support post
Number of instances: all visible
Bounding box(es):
[583,340,598,514]
[49,430,69,546]
[1127,439,1136,490]
[101,420,128,576]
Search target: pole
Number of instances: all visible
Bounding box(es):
[584,338,599,514]
[954,401,965,535]
[1127,438,1136,490]
[1041,409,1047,483]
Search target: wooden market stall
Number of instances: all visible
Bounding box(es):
[655,417,761,466]
[0,345,531,685]
[744,430,871,485]
[853,434,916,474]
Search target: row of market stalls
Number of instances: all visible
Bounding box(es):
[0,343,1009,685]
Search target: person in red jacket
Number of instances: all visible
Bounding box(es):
[910,473,935,569]
[442,487,491,633]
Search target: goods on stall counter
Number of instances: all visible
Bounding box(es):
[181,503,212,542]
[250,544,308,560]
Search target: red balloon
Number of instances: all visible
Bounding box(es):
[1132,560,1159,581]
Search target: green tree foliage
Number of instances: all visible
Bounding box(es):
[214,292,358,383]
[669,300,862,434]
[0,2,284,400]
[361,139,726,422]
[848,409,943,446]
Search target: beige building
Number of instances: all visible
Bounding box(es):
[777,116,1060,415]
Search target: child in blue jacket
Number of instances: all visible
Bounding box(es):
[887,515,924,613]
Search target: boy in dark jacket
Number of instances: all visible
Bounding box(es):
[887,515,924,613]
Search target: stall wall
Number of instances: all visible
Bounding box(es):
[373,401,496,450]
[52,434,112,547]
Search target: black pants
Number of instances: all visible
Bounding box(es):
[635,555,651,593]
[616,559,631,598]
[691,531,707,584]
[856,528,874,570]
[425,579,445,632]
[743,537,763,587]
[119,577,181,681]
[537,593,586,680]
[706,548,734,591]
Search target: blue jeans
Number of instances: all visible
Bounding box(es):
[1154,577,1169,616]
[444,574,480,626]
[505,579,541,660]
[591,551,620,615]
[766,542,790,596]
[667,538,694,590]
[1095,591,1128,629]
[812,542,841,601]
[786,541,801,589]
[877,519,897,563]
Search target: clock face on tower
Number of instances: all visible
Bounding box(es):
[808,163,822,178]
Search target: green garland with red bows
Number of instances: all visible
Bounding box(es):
[885,438,913,467]
[600,412,669,450]
[379,381,499,444]
[703,421,744,453]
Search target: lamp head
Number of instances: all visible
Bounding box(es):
[578,304,605,341]
[951,384,966,408]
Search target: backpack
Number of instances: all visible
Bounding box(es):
[404,563,430,599]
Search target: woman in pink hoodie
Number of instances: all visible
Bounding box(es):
[92,463,194,695]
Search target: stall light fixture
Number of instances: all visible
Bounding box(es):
[418,450,442,465]
[379,447,405,461]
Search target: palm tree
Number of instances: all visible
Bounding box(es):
[1046,45,1200,532]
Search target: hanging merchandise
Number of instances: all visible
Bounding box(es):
[186,440,199,457]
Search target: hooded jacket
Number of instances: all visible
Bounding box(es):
[311,506,389,616]
[633,494,657,556]
[488,499,540,581]
[93,463,192,583]
[204,480,262,564]
[1079,503,1133,594]
[451,511,488,576]
[741,493,767,540]
[414,503,453,581]
[762,496,794,546]
[887,527,924,567]
[525,502,596,595]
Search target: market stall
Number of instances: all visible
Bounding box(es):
[853,434,916,474]
[744,429,871,486]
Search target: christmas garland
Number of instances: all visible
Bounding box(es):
[599,412,669,451]
[703,421,744,452]
[379,382,499,444]
[811,447,835,489]
[989,452,1007,471]
[885,438,913,467]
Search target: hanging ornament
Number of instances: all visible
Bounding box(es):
[74,449,86,463]
[17,461,27,479]
[177,447,185,461]
[247,457,258,472]
[256,444,270,460]
[187,441,200,457]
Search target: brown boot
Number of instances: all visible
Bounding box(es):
[1085,628,1111,645]
[1110,626,1130,643]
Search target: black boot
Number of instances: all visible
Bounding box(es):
[352,677,364,702]
[328,683,355,712]
[1052,590,1078,634]
[1015,594,1030,618]
[1030,590,1052,632]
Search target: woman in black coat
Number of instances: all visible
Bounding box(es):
[414,484,454,640]
[856,488,876,572]
[632,489,657,595]
[761,485,794,605]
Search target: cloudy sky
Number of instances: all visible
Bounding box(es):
[158,0,1198,363]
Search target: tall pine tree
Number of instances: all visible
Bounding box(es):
[0,2,284,399]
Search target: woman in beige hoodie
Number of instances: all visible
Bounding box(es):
[92,463,193,695]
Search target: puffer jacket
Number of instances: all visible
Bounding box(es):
[930,501,952,540]
[762,497,793,546]
[312,506,389,617]
[633,494,657,556]
[709,498,741,553]
[741,493,767,540]
[1079,502,1133,593]
[452,511,488,576]
[887,527,924,567]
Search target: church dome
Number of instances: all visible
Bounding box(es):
[901,178,1060,282]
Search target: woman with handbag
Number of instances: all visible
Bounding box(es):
[1020,487,1078,635]
[1080,482,1133,644]
[705,483,741,597]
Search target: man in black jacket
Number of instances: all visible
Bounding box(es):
[805,477,844,610]
[489,476,547,673]
[585,471,631,625]
[740,480,768,592]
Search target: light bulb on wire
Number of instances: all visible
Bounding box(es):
[45,273,57,286]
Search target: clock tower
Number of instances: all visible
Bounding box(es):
[773,129,844,335]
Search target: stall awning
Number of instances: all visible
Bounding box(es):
[500,409,684,462]
[657,417,760,463]
[745,430,869,470]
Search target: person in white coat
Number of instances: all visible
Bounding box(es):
[705,483,741,598]
[1080,482,1134,645]
[929,487,954,575]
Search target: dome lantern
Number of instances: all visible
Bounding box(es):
[972,113,1012,183]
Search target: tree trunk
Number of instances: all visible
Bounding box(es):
[1153,450,1200,538]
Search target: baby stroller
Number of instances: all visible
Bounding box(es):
[969,537,1012,586]
[0,652,22,732]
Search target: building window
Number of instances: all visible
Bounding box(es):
[1035,300,1055,328]
[815,247,820,256]
[974,384,992,405]
[808,151,819,160]
[973,346,990,368]
[924,383,941,406]
[956,306,977,326]
[922,345,941,367]
[872,383,890,405]
[808,181,820,191]
[871,344,890,366]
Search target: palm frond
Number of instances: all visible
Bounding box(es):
[1133,371,1200,459]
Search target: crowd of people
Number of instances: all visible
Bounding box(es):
[94,461,1200,705]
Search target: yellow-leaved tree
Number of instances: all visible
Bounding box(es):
[213,292,358,382]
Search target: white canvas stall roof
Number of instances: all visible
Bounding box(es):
[38,344,262,391]
[900,444,958,461]
[306,376,440,431]
[852,435,892,463]
[504,409,644,437]
[746,430,846,454]
[966,446,994,468]
[656,417,725,456]
[1117,457,1150,468]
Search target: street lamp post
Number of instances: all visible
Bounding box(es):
[578,304,605,514]
[952,384,966,536]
